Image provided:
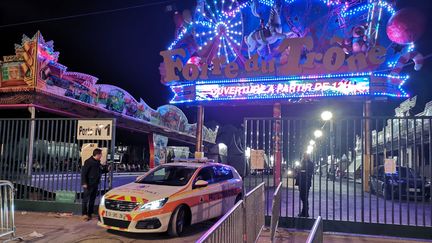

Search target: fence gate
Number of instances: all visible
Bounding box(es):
[244,116,432,235]
[0,118,116,203]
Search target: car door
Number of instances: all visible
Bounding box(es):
[206,166,225,219]
[215,165,238,214]
[190,166,216,223]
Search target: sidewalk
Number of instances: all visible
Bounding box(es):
[4,211,212,243]
[258,227,432,243]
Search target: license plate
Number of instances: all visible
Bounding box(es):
[409,188,421,192]
[105,210,127,220]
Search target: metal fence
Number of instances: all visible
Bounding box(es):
[0,118,115,203]
[244,116,432,230]
[197,182,265,243]
[270,182,282,243]
[0,181,16,241]
[244,182,265,243]
[197,200,244,243]
[306,216,323,243]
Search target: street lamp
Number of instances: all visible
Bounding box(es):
[314,129,323,138]
[309,140,316,146]
[307,145,314,154]
[321,110,335,179]
[321,111,333,121]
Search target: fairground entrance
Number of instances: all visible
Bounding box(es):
[159,0,429,239]
[243,113,432,236]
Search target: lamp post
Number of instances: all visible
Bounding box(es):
[314,129,323,139]
[321,111,334,179]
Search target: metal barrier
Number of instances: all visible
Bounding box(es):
[197,182,265,243]
[0,181,16,241]
[270,182,282,243]
[197,200,244,243]
[306,216,323,243]
[244,182,265,243]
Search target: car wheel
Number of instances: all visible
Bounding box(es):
[168,206,186,237]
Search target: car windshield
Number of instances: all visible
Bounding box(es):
[396,167,419,179]
[136,166,196,186]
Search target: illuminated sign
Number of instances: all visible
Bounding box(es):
[160,1,416,104]
[160,37,386,84]
[195,77,369,101]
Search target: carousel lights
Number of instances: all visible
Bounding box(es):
[408,43,415,52]
[193,1,242,62]
[168,27,189,50]
[341,1,396,18]
[387,61,398,68]
[259,0,343,7]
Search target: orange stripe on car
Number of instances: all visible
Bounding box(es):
[133,187,241,221]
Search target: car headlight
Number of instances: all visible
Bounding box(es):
[100,195,106,206]
[139,198,168,211]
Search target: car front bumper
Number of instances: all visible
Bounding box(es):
[98,207,172,233]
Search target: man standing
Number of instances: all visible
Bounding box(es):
[297,153,314,217]
[81,148,109,221]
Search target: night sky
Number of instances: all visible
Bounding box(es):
[0,0,431,126]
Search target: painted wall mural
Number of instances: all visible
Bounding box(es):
[0,32,218,143]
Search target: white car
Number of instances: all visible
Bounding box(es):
[98,162,243,236]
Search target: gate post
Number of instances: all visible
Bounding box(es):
[27,106,36,177]
[363,100,372,192]
[273,103,282,186]
[195,105,205,158]
[109,118,116,190]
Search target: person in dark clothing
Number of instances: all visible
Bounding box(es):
[297,153,314,217]
[81,148,109,221]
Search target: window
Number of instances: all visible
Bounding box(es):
[136,166,196,186]
[195,167,214,184]
[213,166,233,182]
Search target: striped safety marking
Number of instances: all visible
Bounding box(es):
[106,194,148,204]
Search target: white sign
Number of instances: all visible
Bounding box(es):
[384,158,397,174]
[250,149,265,170]
[80,143,108,165]
[77,120,113,140]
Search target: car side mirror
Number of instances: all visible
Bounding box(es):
[194,180,209,188]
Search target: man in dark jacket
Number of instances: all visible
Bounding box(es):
[297,153,314,217]
[81,148,109,221]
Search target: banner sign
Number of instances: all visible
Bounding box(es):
[77,120,112,140]
[149,133,168,168]
[195,77,369,101]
